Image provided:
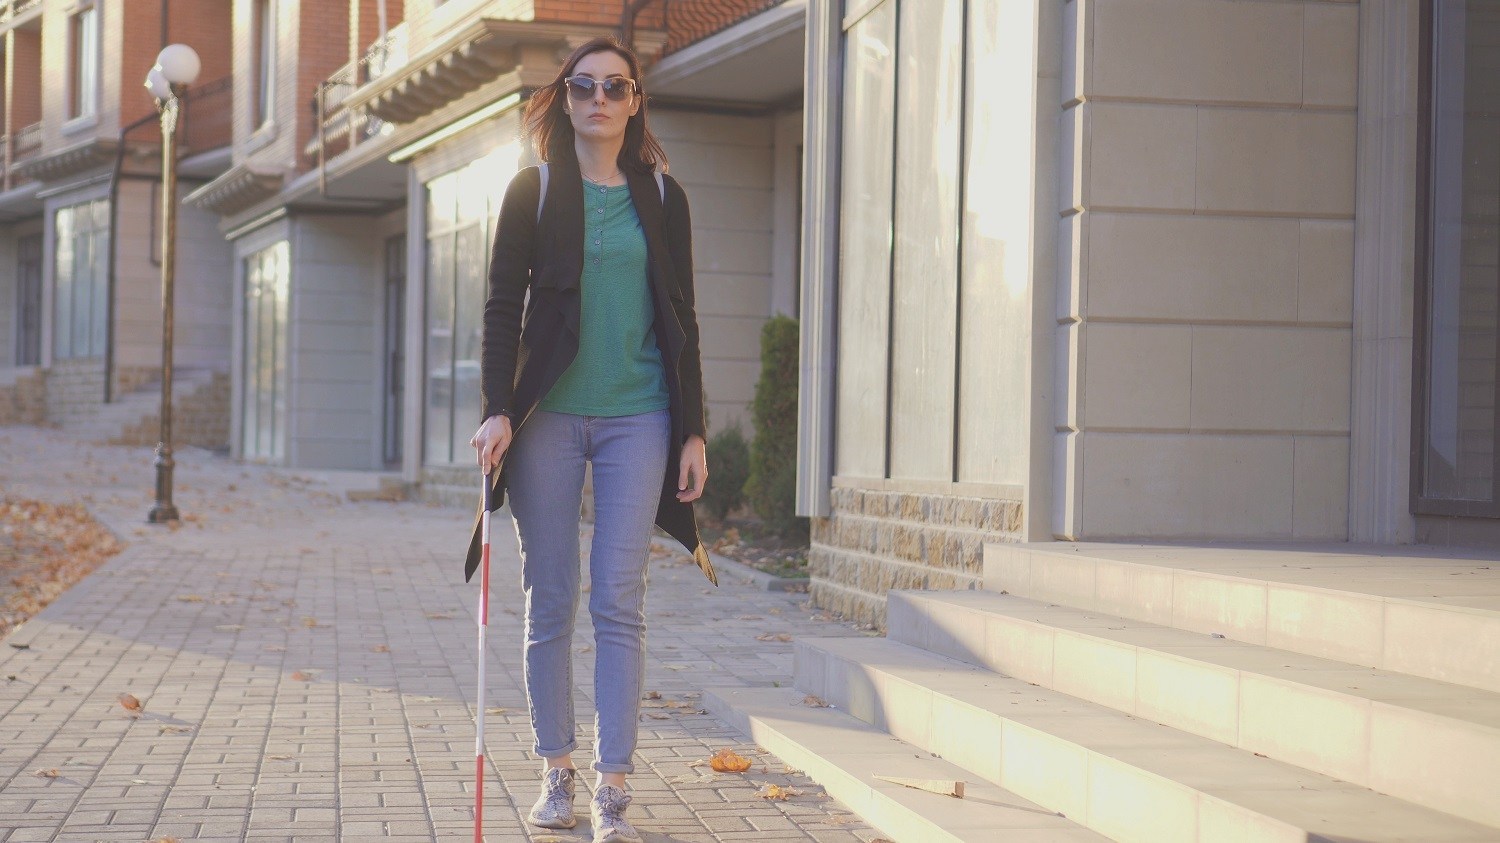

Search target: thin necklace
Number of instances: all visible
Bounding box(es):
[582,168,621,185]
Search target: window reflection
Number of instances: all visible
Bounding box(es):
[51,198,109,360]
[1424,0,1500,503]
[423,138,518,466]
[242,241,289,462]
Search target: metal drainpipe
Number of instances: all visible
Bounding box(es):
[104,112,165,403]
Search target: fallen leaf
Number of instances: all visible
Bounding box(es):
[32,768,59,778]
[737,615,763,621]
[756,633,793,643]
[268,754,295,761]
[370,645,390,653]
[302,617,319,628]
[644,691,662,700]
[485,707,507,714]
[709,749,753,773]
[646,713,670,720]
[158,726,192,735]
[802,695,830,708]
[118,693,142,713]
[290,671,314,681]
[758,784,799,800]
[176,595,204,603]
[425,612,455,620]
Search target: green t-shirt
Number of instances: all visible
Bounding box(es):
[539,182,670,417]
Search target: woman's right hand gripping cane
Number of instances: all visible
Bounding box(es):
[470,415,514,475]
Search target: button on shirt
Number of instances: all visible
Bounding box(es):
[538,182,670,417]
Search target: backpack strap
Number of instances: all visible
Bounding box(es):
[534,162,664,221]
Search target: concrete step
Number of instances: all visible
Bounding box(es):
[59,369,221,439]
[985,543,1500,694]
[888,589,1500,828]
[700,684,1108,843]
[797,635,1500,843]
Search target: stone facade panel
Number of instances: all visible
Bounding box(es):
[814,485,1020,628]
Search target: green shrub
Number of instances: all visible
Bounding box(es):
[699,423,750,521]
[746,315,807,540]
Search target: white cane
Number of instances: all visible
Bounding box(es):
[474,470,494,843]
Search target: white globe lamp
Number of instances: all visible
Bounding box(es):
[154,44,201,86]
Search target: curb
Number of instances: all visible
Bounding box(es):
[650,536,809,592]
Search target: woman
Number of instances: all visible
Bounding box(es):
[465,36,716,843]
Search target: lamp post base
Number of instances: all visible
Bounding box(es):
[147,443,178,524]
[147,503,180,524]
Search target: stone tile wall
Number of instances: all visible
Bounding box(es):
[0,369,48,426]
[810,485,1022,628]
[44,359,107,425]
[113,372,232,450]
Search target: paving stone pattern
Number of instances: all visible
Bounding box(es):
[0,427,884,843]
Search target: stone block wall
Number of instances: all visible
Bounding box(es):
[0,369,48,426]
[810,485,1022,628]
[114,372,231,450]
[44,359,107,425]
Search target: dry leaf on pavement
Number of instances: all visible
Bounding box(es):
[756,633,793,643]
[118,693,142,713]
[708,749,753,773]
[290,671,314,681]
[802,695,830,708]
[370,644,390,653]
[758,784,800,800]
[32,768,59,778]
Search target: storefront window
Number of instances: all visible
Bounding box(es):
[1421,1,1500,507]
[243,242,289,461]
[834,0,896,479]
[423,143,517,465]
[52,198,109,360]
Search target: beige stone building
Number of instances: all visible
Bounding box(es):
[698,6,1500,840]
[798,0,1499,621]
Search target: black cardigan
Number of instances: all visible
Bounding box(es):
[463,155,717,586]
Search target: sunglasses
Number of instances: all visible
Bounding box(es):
[563,75,639,103]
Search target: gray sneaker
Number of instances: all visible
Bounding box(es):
[590,784,642,843]
[527,767,578,829]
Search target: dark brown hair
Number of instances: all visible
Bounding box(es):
[522,36,668,174]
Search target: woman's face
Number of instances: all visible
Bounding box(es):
[564,49,640,146]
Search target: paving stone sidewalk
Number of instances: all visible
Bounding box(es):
[0,427,883,843]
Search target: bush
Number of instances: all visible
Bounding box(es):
[746,315,807,540]
[699,423,750,522]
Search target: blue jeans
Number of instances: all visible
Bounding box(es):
[506,408,670,774]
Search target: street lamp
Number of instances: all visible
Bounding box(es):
[144,44,200,525]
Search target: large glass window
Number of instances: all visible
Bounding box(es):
[253,0,275,127]
[423,143,518,465]
[14,233,42,366]
[69,5,97,119]
[1420,1,1500,510]
[243,242,289,462]
[52,198,108,359]
[833,0,896,479]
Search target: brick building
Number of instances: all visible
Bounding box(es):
[0,0,233,444]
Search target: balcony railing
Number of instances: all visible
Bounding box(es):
[181,76,233,155]
[11,122,39,158]
[0,0,42,23]
[624,0,786,58]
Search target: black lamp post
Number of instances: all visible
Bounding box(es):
[144,44,200,524]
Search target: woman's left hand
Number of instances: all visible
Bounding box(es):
[677,435,708,502]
